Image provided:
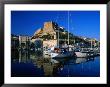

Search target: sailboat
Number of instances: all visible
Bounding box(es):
[50,47,74,59]
[50,11,74,59]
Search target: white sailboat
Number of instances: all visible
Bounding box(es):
[51,11,74,59]
[51,48,73,59]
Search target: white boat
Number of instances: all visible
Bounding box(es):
[75,48,97,58]
[51,48,73,59]
[51,11,74,59]
[75,51,88,58]
[51,52,73,59]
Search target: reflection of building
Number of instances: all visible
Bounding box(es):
[33,58,62,77]
[43,63,53,76]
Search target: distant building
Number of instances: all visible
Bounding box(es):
[84,38,99,47]
[11,34,19,59]
[19,35,31,50]
[11,35,32,49]
[11,34,19,49]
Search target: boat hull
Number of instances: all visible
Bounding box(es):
[75,52,88,58]
[51,52,73,59]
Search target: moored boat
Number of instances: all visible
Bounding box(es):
[74,48,99,58]
[75,51,88,58]
[51,47,74,59]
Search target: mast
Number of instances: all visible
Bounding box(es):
[91,39,92,50]
[56,12,59,47]
[68,11,69,45]
[58,27,59,48]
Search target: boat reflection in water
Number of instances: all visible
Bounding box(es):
[11,50,100,77]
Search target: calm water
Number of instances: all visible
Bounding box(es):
[11,51,100,77]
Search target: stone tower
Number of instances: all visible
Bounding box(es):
[43,21,58,39]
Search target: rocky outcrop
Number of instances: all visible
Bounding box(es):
[33,21,59,39]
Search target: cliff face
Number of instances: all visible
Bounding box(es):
[33,21,58,39]
[34,28,41,36]
[43,21,56,35]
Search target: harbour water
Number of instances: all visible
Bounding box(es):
[11,50,100,77]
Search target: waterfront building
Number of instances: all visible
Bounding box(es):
[11,34,19,59]
[18,35,31,62]
[19,35,31,50]
[11,34,19,49]
[11,35,32,61]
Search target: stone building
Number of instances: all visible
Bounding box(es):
[19,35,31,49]
[11,34,19,59]
[43,21,58,39]
[43,40,57,48]
[34,28,43,38]
[33,21,63,40]
[11,34,19,49]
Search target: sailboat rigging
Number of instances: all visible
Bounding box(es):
[50,11,74,59]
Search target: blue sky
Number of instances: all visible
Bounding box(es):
[11,11,100,40]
